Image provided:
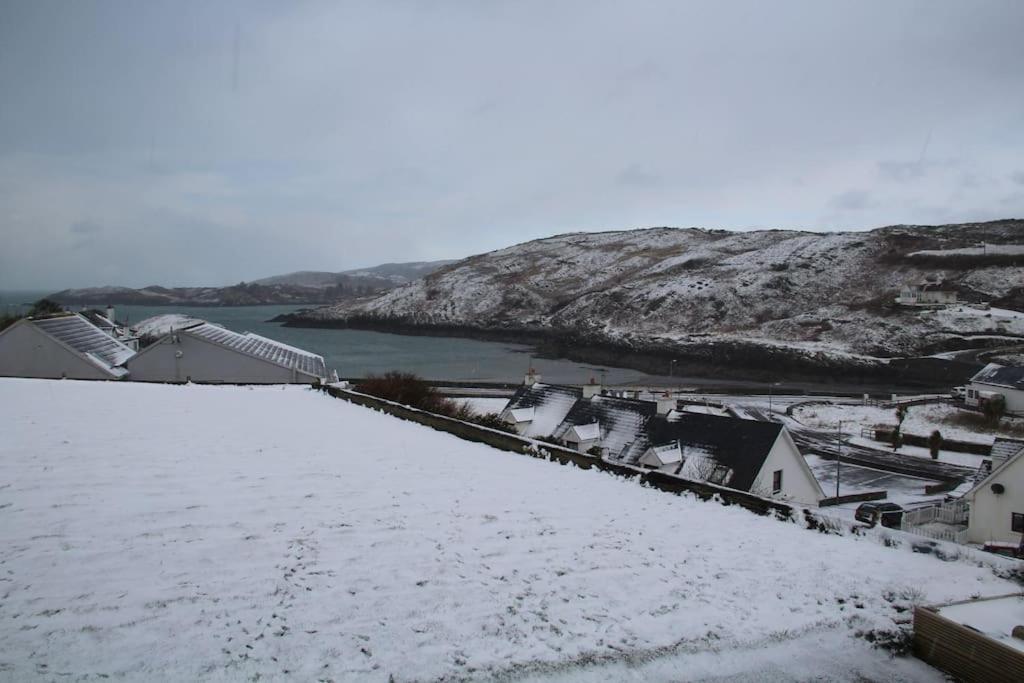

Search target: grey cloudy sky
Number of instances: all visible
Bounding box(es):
[2,1,1023,289]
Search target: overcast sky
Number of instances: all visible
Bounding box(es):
[1,1,1023,289]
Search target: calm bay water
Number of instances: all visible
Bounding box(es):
[4,296,653,384]
[117,304,659,383]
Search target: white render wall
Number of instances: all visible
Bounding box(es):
[751,432,825,506]
[0,322,115,380]
[968,456,1024,545]
[967,382,1024,416]
[125,333,315,384]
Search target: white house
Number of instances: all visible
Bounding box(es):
[965,363,1024,416]
[646,413,825,505]
[963,438,1024,547]
[895,279,958,306]
[499,384,582,438]
[563,422,601,453]
[0,313,134,380]
[639,442,683,469]
[124,322,326,384]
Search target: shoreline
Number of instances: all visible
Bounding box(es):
[277,314,983,393]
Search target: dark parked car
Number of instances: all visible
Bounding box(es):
[855,502,904,528]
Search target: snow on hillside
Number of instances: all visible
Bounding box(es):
[299,221,1024,363]
[1,379,1020,681]
[909,244,1024,257]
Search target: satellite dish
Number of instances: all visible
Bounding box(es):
[992,483,1005,495]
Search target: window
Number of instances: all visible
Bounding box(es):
[1012,512,1024,534]
[772,469,783,493]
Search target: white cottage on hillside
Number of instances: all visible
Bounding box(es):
[645,413,825,506]
[966,363,1024,416]
[124,322,326,384]
[895,279,958,306]
[0,313,134,380]
[964,438,1024,547]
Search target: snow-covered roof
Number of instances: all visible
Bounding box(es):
[32,314,135,374]
[555,394,656,462]
[970,363,1024,391]
[966,440,1024,499]
[510,407,535,423]
[184,323,326,378]
[990,437,1024,463]
[647,413,784,492]
[568,422,601,442]
[499,384,582,438]
[133,314,206,338]
[645,443,682,465]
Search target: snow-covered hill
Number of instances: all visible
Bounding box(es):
[294,220,1024,371]
[48,260,455,307]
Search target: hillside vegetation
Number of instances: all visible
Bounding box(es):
[293,220,1024,375]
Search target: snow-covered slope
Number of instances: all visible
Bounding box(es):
[297,220,1024,364]
[1,379,1019,680]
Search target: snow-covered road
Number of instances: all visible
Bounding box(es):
[1,379,1019,681]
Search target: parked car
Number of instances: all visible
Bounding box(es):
[951,386,966,399]
[855,502,904,528]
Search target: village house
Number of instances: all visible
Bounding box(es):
[124,321,327,384]
[0,313,135,380]
[965,363,1024,416]
[644,412,825,505]
[963,437,1024,549]
[895,278,958,306]
[551,392,658,460]
[79,306,140,351]
[499,383,582,438]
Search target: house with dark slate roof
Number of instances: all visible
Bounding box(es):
[124,321,326,384]
[499,383,583,438]
[644,412,824,505]
[551,393,656,461]
[0,313,135,380]
[966,363,1024,416]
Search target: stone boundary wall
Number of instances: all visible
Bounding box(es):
[321,385,831,529]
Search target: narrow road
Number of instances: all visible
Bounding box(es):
[792,428,974,483]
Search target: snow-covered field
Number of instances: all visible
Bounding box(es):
[790,401,1017,446]
[2,379,1021,681]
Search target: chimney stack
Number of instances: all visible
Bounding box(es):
[105,305,115,324]
[524,367,542,386]
[582,377,602,399]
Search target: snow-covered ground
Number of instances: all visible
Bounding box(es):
[909,244,1024,257]
[790,401,1019,446]
[2,379,1022,681]
[804,455,944,514]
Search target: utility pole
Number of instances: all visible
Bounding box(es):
[836,420,842,499]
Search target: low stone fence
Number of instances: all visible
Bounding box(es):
[818,490,888,507]
[321,385,829,529]
[914,597,1024,682]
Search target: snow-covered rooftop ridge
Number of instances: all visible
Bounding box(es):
[185,322,326,378]
[569,422,601,441]
[970,362,1024,390]
[132,313,207,338]
[32,314,135,371]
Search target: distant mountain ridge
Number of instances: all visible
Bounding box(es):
[48,260,455,307]
[287,219,1024,381]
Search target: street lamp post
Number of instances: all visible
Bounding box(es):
[836,421,843,499]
